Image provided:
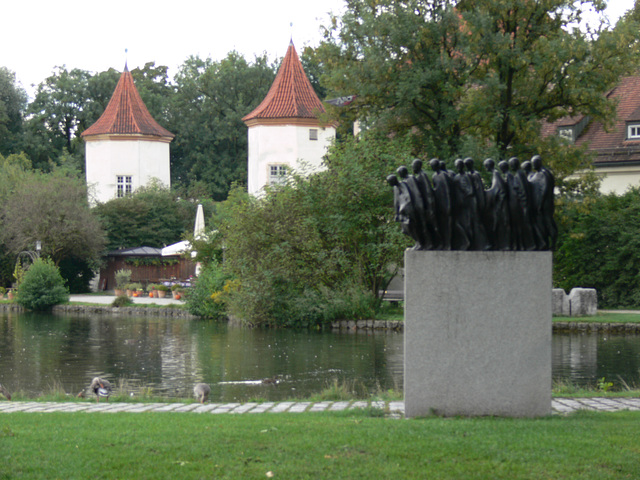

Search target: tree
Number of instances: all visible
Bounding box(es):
[0,172,105,269]
[0,67,28,156]
[316,0,640,187]
[93,184,200,250]
[24,66,91,169]
[554,187,640,308]
[169,52,276,200]
[216,131,411,326]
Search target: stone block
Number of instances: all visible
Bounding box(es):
[404,251,552,418]
[567,288,597,316]
[552,288,567,316]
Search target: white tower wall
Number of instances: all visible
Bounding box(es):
[85,137,171,204]
[247,123,335,195]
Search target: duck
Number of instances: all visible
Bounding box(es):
[261,376,280,386]
[89,377,113,403]
[193,383,211,404]
[0,383,11,401]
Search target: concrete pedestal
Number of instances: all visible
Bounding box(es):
[404,251,552,418]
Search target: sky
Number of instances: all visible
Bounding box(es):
[2,0,635,99]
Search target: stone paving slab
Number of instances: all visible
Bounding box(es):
[1,399,639,416]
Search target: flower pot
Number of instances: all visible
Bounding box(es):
[157,290,167,298]
[114,289,125,297]
[7,291,14,301]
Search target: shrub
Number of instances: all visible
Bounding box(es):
[184,262,230,319]
[16,258,69,311]
[112,295,133,307]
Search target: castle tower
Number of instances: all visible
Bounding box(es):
[242,41,335,195]
[81,65,174,204]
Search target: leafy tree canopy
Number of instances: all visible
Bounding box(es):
[316,0,640,192]
[0,67,28,156]
[93,183,205,251]
[168,52,276,200]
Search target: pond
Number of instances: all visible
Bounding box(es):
[1,311,639,402]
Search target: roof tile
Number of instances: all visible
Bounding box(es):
[82,66,174,139]
[242,42,325,122]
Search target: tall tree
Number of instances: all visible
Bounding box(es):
[0,67,28,156]
[169,52,276,200]
[0,172,105,291]
[316,0,640,170]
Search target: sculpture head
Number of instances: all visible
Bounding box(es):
[483,158,495,172]
[531,155,542,171]
[508,157,520,172]
[429,158,441,172]
[522,161,532,174]
[454,158,465,173]
[464,157,475,173]
[498,160,509,174]
[386,174,399,187]
[396,166,409,179]
[440,160,448,172]
[411,158,423,174]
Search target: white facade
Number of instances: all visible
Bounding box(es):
[595,165,640,194]
[85,135,171,205]
[247,122,335,195]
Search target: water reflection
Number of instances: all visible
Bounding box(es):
[0,312,403,402]
[1,312,639,402]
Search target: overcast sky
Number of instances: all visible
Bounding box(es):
[2,0,634,99]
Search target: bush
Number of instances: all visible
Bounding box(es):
[16,258,69,311]
[112,295,133,307]
[183,262,230,319]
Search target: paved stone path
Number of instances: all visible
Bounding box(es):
[1,398,638,417]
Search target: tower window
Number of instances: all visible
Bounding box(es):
[116,175,133,197]
[309,129,318,141]
[269,165,288,185]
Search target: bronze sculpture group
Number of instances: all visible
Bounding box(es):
[388,155,557,251]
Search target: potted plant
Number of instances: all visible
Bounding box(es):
[7,288,15,301]
[171,283,184,300]
[155,284,169,298]
[114,269,132,297]
[129,283,143,297]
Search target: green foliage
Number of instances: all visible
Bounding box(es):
[0,171,105,269]
[93,184,197,250]
[114,269,132,289]
[183,262,229,319]
[0,67,28,156]
[111,295,133,307]
[169,52,276,200]
[554,187,640,308]
[316,0,640,193]
[216,132,410,326]
[16,258,69,311]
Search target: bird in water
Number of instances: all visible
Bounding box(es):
[89,377,113,403]
[0,383,11,401]
[193,383,211,404]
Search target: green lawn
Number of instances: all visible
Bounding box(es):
[1,409,639,479]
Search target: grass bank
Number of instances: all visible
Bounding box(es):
[1,410,639,479]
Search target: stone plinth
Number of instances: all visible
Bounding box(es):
[404,251,552,418]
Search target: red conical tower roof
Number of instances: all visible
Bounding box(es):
[243,41,326,125]
[82,66,174,139]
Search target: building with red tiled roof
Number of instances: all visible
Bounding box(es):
[542,75,640,194]
[242,41,336,195]
[81,65,174,204]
